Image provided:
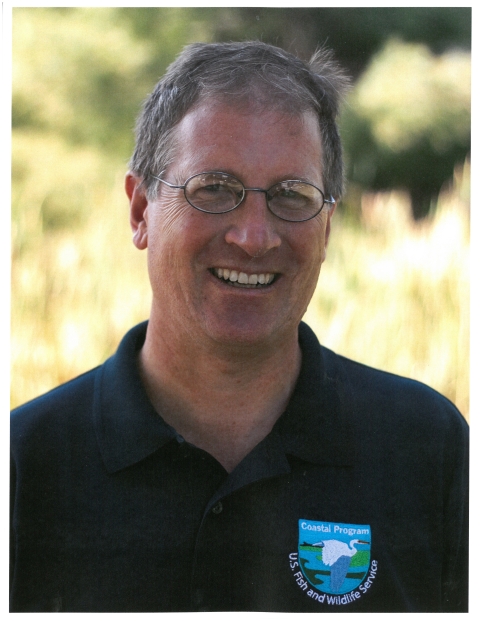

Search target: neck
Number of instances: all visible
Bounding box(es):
[138,315,302,472]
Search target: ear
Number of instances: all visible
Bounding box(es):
[322,201,336,263]
[126,173,149,250]
[324,201,337,248]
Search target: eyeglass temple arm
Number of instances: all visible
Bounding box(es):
[150,174,185,190]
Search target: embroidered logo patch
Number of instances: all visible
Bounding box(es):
[297,519,372,596]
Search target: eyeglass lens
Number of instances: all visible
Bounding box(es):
[186,173,243,213]
[184,173,324,222]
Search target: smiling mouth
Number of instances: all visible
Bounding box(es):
[210,267,277,288]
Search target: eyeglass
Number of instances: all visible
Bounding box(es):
[150,171,335,222]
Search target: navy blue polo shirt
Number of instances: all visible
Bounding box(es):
[10,321,468,612]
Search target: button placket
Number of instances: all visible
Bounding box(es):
[190,496,229,610]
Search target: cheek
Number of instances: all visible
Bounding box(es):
[314,216,330,265]
[296,219,328,269]
[147,198,194,267]
[152,196,191,241]
[147,197,217,280]
[288,226,327,305]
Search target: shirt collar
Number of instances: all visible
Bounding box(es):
[93,321,177,473]
[94,321,355,474]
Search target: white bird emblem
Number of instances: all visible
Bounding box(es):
[312,538,369,592]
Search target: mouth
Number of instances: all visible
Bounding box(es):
[210,267,278,288]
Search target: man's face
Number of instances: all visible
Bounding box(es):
[128,101,335,350]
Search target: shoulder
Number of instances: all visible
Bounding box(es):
[11,321,148,433]
[300,322,466,427]
[11,321,149,460]
[332,347,464,415]
[299,321,467,434]
[11,367,99,451]
[319,345,468,460]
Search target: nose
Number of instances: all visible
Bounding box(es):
[224,190,282,258]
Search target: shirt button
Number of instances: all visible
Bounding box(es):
[212,501,223,515]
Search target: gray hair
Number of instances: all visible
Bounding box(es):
[129,41,350,200]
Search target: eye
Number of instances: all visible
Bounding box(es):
[196,182,236,202]
[201,181,229,193]
[266,181,323,221]
[278,188,303,199]
[269,183,311,205]
[197,174,239,193]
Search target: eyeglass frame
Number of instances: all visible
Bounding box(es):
[149,171,336,222]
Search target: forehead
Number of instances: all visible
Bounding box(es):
[169,101,324,185]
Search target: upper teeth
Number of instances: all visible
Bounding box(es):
[214,268,275,285]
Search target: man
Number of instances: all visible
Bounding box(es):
[10,41,468,612]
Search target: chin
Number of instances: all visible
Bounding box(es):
[204,314,295,349]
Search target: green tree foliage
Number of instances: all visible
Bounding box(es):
[341,40,471,218]
[12,7,206,249]
[12,7,204,156]
[204,7,471,78]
